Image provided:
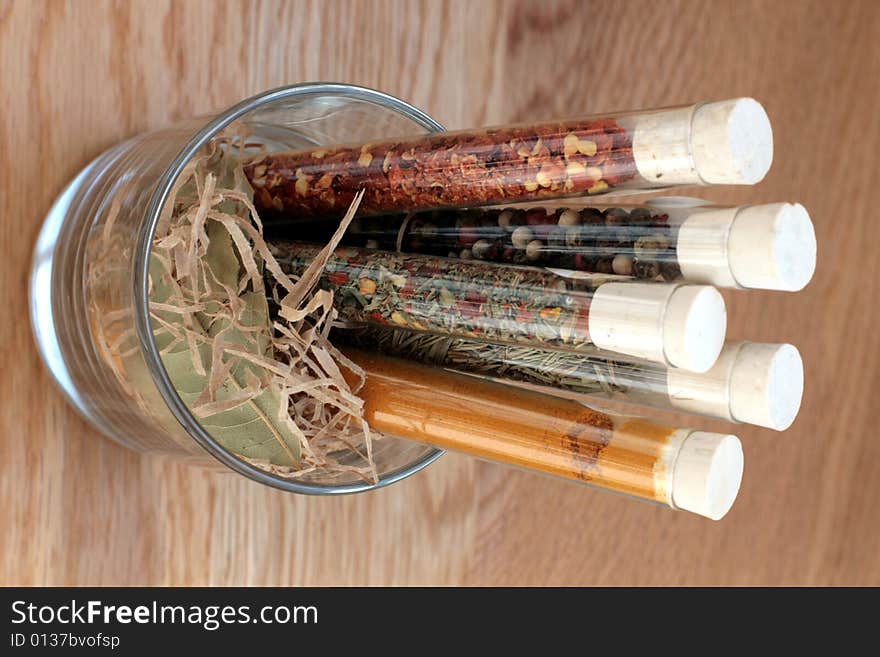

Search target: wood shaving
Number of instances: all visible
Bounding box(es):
[96,124,379,483]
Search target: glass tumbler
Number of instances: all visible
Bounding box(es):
[30,83,445,494]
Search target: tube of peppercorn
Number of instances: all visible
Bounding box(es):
[336,198,816,291]
[245,98,773,219]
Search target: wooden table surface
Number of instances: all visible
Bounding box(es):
[2,0,879,586]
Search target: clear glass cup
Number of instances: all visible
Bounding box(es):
[30,83,445,494]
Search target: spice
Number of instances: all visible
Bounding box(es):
[343,347,744,520]
[246,98,774,219]
[268,241,728,370]
[343,206,678,277]
[334,200,816,291]
[246,117,635,219]
[336,327,805,431]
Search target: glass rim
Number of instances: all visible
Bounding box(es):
[133,82,446,495]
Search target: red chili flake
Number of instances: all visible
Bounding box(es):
[327,271,349,286]
[515,309,535,324]
[244,116,638,219]
[455,300,481,320]
[594,133,613,152]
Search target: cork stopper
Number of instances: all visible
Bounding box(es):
[631,99,772,186]
[691,98,773,185]
[589,283,726,372]
[672,432,744,520]
[729,343,804,431]
[675,202,817,291]
[727,203,816,291]
[667,342,805,430]
[662,285,727,372]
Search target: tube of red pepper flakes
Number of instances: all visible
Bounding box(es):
[245,98,772,219]
[339,198,816,291]
[269,241,727,372]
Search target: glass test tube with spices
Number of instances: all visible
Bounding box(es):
[332,199,816,292]
[245,98,772,220]
[337,326,804,431]
[269,241,727,372]
[344,348,744,520]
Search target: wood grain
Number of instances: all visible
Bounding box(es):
[2,0,879,586]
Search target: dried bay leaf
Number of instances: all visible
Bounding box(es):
[197,220,301,465]
[149,216,302,466]
[148,253,185,353]
[137,140,374,480]
[160,340,300,466]
[205,218,241,290]
[199,289,303,466]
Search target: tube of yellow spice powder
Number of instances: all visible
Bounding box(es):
[342,348,744,520]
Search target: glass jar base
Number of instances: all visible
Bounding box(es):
[28,83,449,494]
[30,156,114,435]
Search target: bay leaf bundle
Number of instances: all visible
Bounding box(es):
[144,133,377,480]
[150,222,302,465]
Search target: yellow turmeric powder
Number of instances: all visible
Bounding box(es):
[343,348,743,520]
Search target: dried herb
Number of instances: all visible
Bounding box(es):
[269,241,627,353]
[135,133,379,481]
[149,222,302,466]
[334,325,666,402]
[244,118,636,219]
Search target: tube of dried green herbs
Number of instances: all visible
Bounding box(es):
[335,326,804,431]
[268,241,727,372]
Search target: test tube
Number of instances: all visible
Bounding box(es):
[336,198,816,291]
[336,327,804,431]
[344,348,744,520]
[270,241,727,372]
[246,98,773,219]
